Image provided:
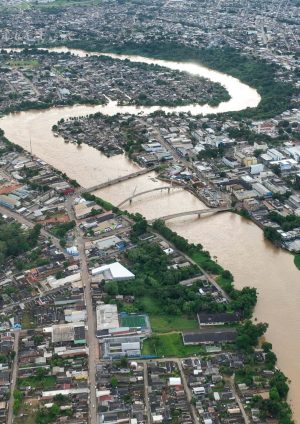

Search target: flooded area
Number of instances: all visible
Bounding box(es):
[0,49,299,420]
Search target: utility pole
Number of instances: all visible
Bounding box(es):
[29,136,33,157]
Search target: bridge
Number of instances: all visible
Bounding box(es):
[117,186,182,208]
[81,167,156,194]
[149,207,230,223]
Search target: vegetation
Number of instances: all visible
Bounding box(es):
[18,370,56,390]
[150,315,199,333]
[250,371,293,424]
[294,254,300,270]
[0,215,41,266]
[235,321,268,352]
[50,220,75,238]
[268,211,300,232]
[142,333,204,357]
[152,220,257,318]
[35,403,72,424]
[263,226,282,243]
[82,192,119,213]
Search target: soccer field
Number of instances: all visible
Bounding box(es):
[120,315,147,328]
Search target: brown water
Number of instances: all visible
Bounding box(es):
[0,50,299,419]
[120,197,300,416]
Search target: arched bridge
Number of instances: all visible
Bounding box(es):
[149,207,230,223]
[117,186,182,208]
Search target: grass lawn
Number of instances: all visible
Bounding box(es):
[294,255,300,271]
[18,376,56,389]
[190,251,222,274]
[142,333,205,357]
[21,311,36,329]
[138,297,199,332]
[139,296,161,315]
[150,315,199,333]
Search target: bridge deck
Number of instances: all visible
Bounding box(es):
[150,207,230,223]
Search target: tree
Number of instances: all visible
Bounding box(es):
[264,227,281,243]
[110,376,118,387]
[236,321,268,351]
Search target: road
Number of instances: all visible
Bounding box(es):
[153,358,198,423]
[65,196,99,424]
[143,363,151,424]
[77,235,98,424]
[7,330,20,424]
[230,375,250,424]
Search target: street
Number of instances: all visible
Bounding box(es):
[7,330,20,424]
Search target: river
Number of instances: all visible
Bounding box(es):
[0,48,299,419]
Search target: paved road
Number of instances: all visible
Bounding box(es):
[65,197,99,424]
[77,235,98,424]
[7,331,20,424]
[143,363,151,424]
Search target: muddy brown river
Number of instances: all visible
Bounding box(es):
[0,48,299,419]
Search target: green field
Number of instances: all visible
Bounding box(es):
[150,315,199,333]
[294,255,300,271]
[18,375,56,389]
[7,59,40,68]
[131,297,199,332]
[142,333,204,357]
[120,314,147,328]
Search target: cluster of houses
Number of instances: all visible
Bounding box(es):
[16,328,89,422]
[96,361,147,424]
[147,360,194,424]
[0,49,225,115]
[0,146,75,215]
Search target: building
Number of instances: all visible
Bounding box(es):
[48,323,85,343]
[102,335,142,359]
[182,328,237,345]
[96,304,119,331]
[91,262,135,281]
[197,312,240,326]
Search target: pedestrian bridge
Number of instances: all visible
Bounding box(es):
[117,186,183,208]
[149,207,230,223]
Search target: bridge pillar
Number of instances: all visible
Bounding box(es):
[168,187,170,193]
[198,213,201,218]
